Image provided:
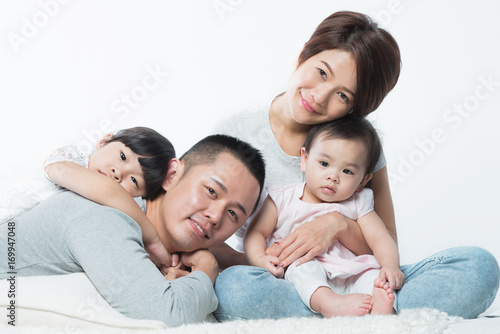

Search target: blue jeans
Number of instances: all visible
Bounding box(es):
[214,247,499,320]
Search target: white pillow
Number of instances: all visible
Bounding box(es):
[0,273,168,330]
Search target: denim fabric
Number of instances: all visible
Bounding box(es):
[214,247,499,321]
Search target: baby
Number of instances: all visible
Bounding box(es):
[245,116,404,317]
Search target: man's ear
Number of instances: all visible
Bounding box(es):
[95,133,114,150]
[162,158,182,191]
[356,173,373,192]
[300,147,308,173]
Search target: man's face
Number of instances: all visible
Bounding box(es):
[160,152,260,253]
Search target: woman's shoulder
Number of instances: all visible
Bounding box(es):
[210,99,272,137]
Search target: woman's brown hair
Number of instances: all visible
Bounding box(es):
[298,11,401,117]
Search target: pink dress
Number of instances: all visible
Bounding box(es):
[267,183,380,279]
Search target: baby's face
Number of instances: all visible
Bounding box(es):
[88,141,147,197]
[300,138,371,203]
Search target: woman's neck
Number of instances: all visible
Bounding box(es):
[270,93,313,157]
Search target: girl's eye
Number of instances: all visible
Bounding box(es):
[120,152,126,162]
[343,169,353,175]
[318,68,327,80]
[131,176,138,186]
[320,161,329,167]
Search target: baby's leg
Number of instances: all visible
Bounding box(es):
[285,260,372,318]
[371,282,395,315]
[310,287,372,317]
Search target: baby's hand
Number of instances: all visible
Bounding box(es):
[375,265,405,290]
[145,240,178,274]
[257,255,284,278]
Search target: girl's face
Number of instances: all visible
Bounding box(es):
[88,141,147,197]
[286,49,357,125]
[300,137,371,204]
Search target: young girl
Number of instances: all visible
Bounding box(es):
[245,116,404,317]
[43,126,177,270]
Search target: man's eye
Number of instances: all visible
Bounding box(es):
[343,169,353,175]
[120,152,126,162]
[228,209,237,220]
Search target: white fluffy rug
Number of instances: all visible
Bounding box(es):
[0,308,459,334]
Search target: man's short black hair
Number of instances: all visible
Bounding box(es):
[180,134,266,212]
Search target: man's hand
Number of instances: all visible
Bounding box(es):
[145,240,179,275]
[180,250,219,284]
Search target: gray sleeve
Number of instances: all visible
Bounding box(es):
[374,149,387,172]
[63,207,217,327]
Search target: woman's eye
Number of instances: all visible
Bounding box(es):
[343,169,353,175]
[320,161,329,167]
[207,187,216,197]
[338,92,349,101]
[120,152,126,162]
[317,68,327,80]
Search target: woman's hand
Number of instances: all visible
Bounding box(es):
[266,212,351,267]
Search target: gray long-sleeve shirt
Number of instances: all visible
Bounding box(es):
[0,191,217,327]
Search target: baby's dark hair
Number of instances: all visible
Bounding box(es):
[303,115,382,175]
[106,127,175,199]
[180,134,266,214]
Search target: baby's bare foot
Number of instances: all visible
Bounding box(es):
[311,288,372,318]
[371,283,395,315]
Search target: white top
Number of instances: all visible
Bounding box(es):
[211,97,386,251]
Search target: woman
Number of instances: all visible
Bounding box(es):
[211,11,499,319]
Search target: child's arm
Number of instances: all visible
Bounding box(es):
[45,161,175,270]
[244,196,284,278]
[357,211,405,290]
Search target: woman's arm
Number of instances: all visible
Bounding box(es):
[357,211,404,290]
[267,212,371,267]
[270,166,397,267]
[370,166,397,243]
[45,161,174,268]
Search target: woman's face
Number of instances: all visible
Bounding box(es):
[286,49,357,125]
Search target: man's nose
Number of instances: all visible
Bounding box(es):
[205,202,223,228]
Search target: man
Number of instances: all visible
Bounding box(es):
[0,134,265,327]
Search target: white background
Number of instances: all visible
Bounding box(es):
[1,1,499,312]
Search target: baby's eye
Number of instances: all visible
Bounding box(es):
[317,68,327,80]
[120,152,126,162]
[320,161,329,167]
[131,176,138,186]
[343,169,353,175]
